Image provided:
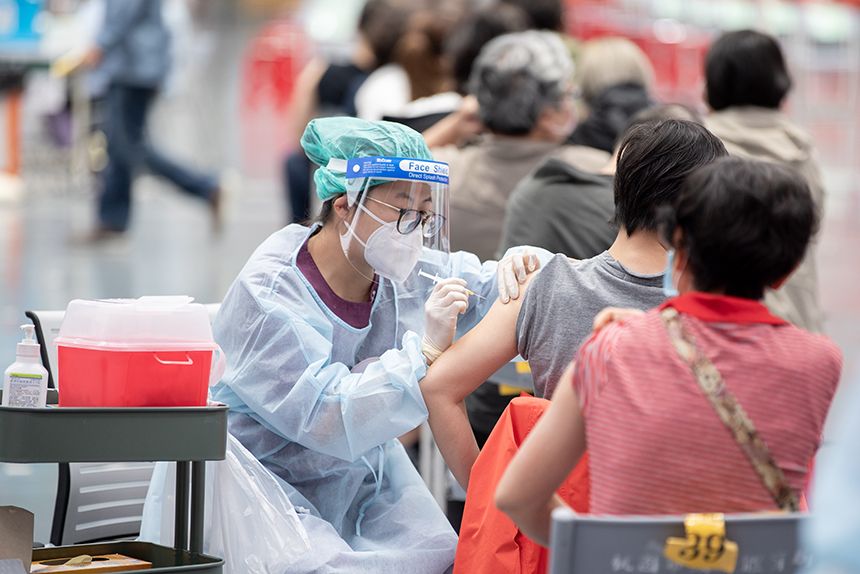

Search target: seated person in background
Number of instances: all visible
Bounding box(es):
[500,0,565,32]
[497,104,699,260]
[430,30,610,262]
[496,157,843,546]
[378,5,467,132]
[704,29,825,333]
[567,36,656,153]
[444,4,530,99]
[285,0,407,223]
[420,118,728,490]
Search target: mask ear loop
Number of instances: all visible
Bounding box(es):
[337,183,385,284]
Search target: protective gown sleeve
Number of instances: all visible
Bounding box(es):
[212,277,429,464]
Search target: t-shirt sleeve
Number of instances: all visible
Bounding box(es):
[572,321,624,415]
[515,254,567,360]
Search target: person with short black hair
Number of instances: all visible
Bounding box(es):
[664,158,817,300]
[704,29,825,333]
[496,157,841,546]
[499,0,565,32]
[420,118,728,491]
[424,118,726,572]
[444,4,531,97]
[705,30,791,111]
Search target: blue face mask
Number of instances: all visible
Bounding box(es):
[663,249,679,298]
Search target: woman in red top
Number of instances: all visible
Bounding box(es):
[496,157,842,546]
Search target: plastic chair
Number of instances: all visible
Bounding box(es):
[548,508,811,574]
[50,462,156,546]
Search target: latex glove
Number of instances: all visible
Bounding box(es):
[497,247,540,304]
[422,278,469,364]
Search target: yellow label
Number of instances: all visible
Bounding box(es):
[514,361,531,374]
[664,513,739,573]
[498,384,524,396]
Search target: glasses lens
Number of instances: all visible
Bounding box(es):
[398,210,422,235]
[423,214,445,238]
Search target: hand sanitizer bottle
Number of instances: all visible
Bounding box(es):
[2,325,49,408]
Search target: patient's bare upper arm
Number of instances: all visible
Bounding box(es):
[422,271,540,402]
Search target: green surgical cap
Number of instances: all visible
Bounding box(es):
[301,117,434,201]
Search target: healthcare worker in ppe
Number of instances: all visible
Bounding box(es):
[210,116,541,573]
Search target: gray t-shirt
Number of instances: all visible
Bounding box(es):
[516,252,666,398]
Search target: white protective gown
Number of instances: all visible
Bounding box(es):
[210,223,503,573]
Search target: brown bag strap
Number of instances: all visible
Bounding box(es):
[660,307,799,511]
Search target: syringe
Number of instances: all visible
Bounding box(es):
[418,269,486,299]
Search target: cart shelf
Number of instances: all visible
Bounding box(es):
[0,405,228,573]
[0,405,227,463]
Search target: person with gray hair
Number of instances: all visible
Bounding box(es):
[431,30,609,262]
[470,29,574,136]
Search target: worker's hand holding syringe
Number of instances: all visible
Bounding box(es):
[422,274,471,364]
[418,270,487,300]
[419,247,541,364]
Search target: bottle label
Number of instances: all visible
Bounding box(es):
[6,373,43,407]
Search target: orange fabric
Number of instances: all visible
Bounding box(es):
[454,395,590,574]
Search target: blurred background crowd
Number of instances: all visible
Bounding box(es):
[0,0,857,552]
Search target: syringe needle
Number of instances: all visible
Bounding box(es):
[418,269,486,299]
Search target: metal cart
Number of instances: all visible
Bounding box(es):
[0,404,228,573]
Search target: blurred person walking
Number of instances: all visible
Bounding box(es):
[82,0,222,239]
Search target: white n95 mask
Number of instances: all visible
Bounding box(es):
[364,220,424,283]
[334,156,451,283]
[340,203,424,283]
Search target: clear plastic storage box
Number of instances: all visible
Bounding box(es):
[53,297,225,407]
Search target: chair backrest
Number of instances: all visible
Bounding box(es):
[24,310,65,389]
[51,462,156,546]
[549,508,811,574]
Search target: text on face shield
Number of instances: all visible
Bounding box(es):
[399,160,449,177]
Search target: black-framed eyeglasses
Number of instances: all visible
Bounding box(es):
[365,196,445,238]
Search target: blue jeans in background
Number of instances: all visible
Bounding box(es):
[98,84,217,231]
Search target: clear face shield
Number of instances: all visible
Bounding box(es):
[331,156,450,283]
